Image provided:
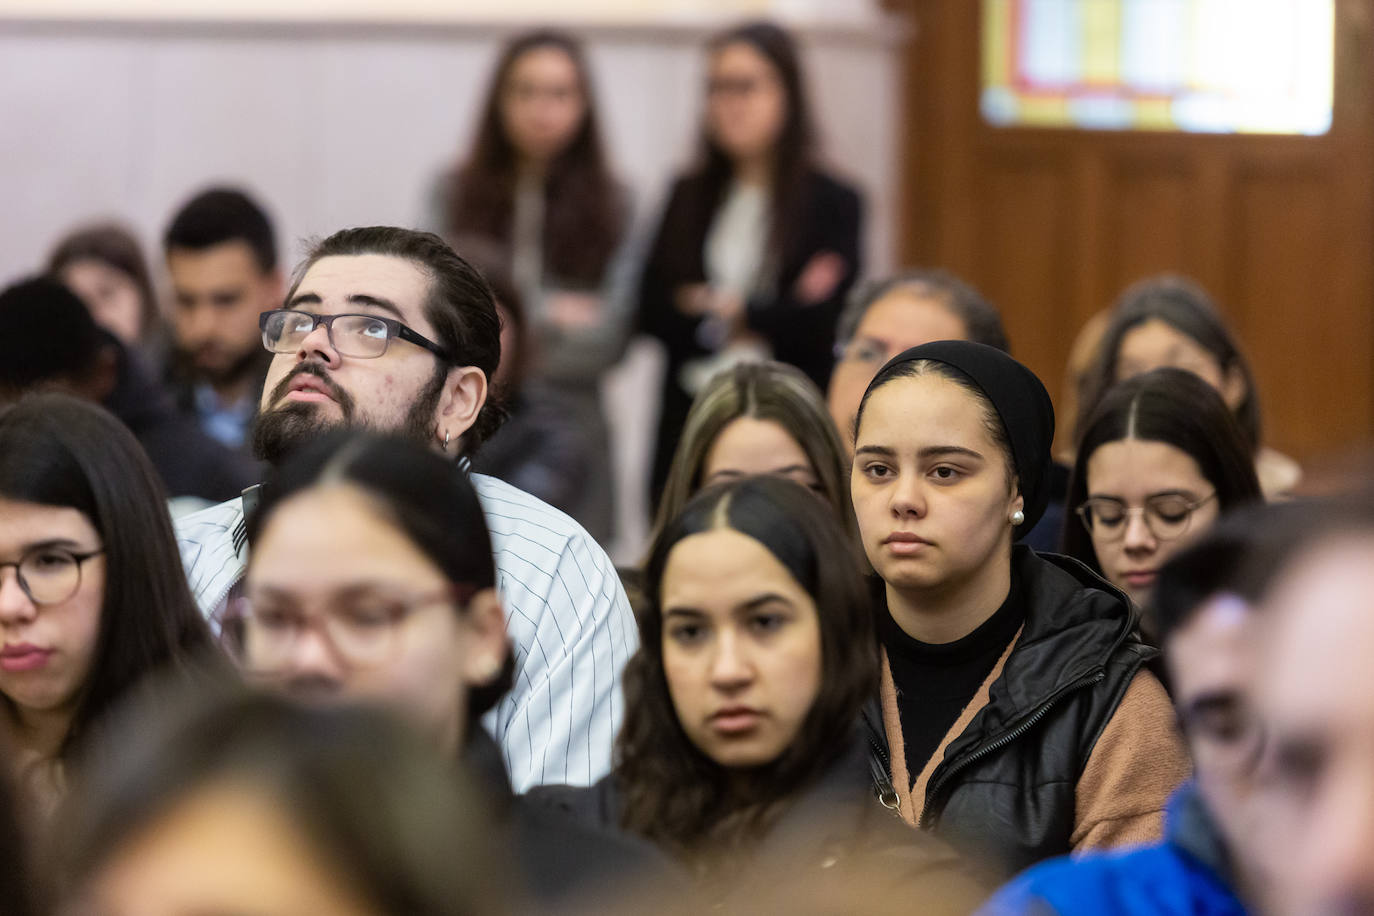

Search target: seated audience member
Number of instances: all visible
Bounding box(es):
[983,501,1315,915]
[231,431,672,906]
[57,690,506,916]
[1052,310,1109,465]
[466,248,603,542]
[827,269,1009,448]
[652,361,857,550]
[174,226,634,791]
[851,341,1188,878]
[823,271,1073,552]
[639,21,864,503]
[437,30,635,543]
[535,476,985,911]
[1083,274,1300,499]
[163,187,282,452]
[0,277,257,505]
[47,222,165,368]
[1061,369,1263,635]
[0,395,223,822]
[1248,494,1374,915]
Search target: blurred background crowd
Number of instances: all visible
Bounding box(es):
[0,0,1372,913]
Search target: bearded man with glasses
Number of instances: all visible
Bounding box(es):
[175,226,636,792]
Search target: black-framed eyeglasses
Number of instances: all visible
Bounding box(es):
[0,547,105,606]
[1075,492,1218,543]
[259,310,452,363]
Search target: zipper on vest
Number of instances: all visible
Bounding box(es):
[918,669,1107,829]
[862,705,901,811]
[866,734,901,811]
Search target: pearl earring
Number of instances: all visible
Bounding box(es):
[1011,510,1025,526]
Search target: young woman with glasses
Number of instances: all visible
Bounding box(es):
[233,429,676,907]
[234,430,510,756]
[639,20,863,504]
[1062,368,1264,635]
[0,394,221,820]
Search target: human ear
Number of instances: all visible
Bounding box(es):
[459,588,508,689]
[434,366,487,451]
[1219,365,1248,411]
[1008,482,1025,526]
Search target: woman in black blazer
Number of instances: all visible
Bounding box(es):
[638,20,864,504]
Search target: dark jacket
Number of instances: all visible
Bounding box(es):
[105,343,260,503]
[978,782,1248,915]
[866,547,1183,879]
[638,168,864,498]
[532,728,986,912]
[463,729,682,910]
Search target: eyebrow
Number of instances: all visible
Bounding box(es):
[853,445,984,461]
[708,465,815,479]
[663,607,707,620]
[287,292,406,321]
[1086,489,1199,501]
[739,593,792,611]
[14,538,85,553]
[662,593,793,619]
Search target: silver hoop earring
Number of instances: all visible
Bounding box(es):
[1011,510,1025,526]
[443,430,451,449]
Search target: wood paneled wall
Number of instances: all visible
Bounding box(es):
[892,0,1374,463]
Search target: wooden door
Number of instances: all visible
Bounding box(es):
[892,0,1374,464]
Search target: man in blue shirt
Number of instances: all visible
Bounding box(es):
[163,187,281,452]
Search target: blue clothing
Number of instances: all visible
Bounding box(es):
[193,382,254,450]
[980,783,1248,916]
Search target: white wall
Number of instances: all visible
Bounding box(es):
[0,9,903,559]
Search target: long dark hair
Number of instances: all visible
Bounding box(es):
[57,689,503,915]
[1062,368,1264,575]
[245,430,512,716]
[0,394,220,763]
[1082,274,1264,452]
[447,30,626,289]
[617,476,877,860]
[683,20,818,272]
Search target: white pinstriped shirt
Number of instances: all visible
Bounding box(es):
[173,472,636,791]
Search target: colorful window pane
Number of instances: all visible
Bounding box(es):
[981,0,1335,134]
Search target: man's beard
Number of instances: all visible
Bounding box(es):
[250,361,447,466]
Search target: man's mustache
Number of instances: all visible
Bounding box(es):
[269,362,355,415]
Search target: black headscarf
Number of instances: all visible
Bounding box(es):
[857,340,1056,537]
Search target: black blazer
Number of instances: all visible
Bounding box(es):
[638,167,864,393]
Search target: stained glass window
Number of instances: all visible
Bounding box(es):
[981,0,1335,134]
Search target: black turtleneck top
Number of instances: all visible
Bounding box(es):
[876,575,1026,781]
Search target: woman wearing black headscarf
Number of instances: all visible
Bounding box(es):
[850,341,1187,881]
